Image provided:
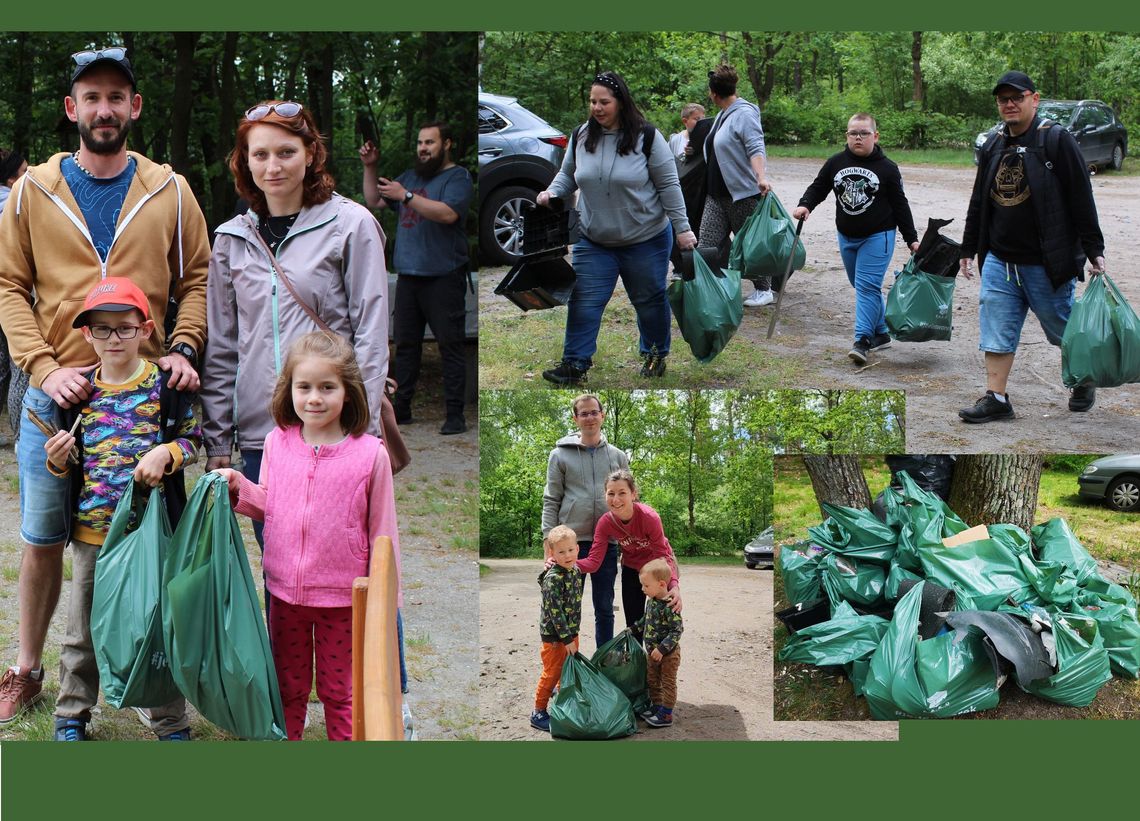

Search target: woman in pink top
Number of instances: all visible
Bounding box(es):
[583,469,682,640]
[217,332,400,740]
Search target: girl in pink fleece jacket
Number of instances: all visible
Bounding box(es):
[217,332,400,740]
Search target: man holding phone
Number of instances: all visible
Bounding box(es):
[359,122,473,435]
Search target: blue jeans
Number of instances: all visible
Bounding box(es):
[17,386,69,545]
[578,540,618,648]
[563,225,673,368]
[241,450,408,693]
[837,229,895,342]
[979,254,1074,352]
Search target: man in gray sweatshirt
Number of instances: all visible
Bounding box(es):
[541,393,629,647]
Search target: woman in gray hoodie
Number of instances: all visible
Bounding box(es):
[538,71,696,386]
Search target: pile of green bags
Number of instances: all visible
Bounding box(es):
[93,472,287,740]
[776,471,1140,718]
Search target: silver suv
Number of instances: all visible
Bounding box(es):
[478,92,566,265]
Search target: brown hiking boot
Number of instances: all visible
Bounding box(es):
[0,666,45,725]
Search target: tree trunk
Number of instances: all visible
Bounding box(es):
[803,455,871,517]
[947,455,1044,532]
[170,33,199,176]
[911,31,924,105]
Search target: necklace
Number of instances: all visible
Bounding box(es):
[262,212,299,250]
[72,151,96,178]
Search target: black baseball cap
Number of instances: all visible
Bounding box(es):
[70,47,136,89]
[992,71,1035,95]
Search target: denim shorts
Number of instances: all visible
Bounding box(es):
[16,385,70,546]
[978,253,1075,354]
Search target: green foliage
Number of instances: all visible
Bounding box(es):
[1042,454,1105,474]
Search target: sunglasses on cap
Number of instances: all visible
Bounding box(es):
[72,47,128,66]
[245,102,304,121]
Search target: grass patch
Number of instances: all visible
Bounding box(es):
[479,282,804,390]
[406,633,433,650]
[479,562,492,576]
[1,564,18,583]
[436,701,478,740]
[768,143,975,166]
[1037,469,1140,567]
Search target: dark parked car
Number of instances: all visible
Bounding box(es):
[1078,454,1140,512]
[744,526,774,569]
[478,91,567,265]
[973,99,1128,171]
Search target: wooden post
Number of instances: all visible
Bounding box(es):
[362,535,402,740]
[350,578,369,741]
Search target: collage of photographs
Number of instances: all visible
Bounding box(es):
[1,25,1138,790]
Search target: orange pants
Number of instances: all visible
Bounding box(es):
[534,638,575,711]
[647,646,682,709]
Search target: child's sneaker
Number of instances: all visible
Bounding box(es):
[644,706,673,728]
[529,709,551,732]
[158,728,192,741]
[638,704,658,721]
[54,718,89,741]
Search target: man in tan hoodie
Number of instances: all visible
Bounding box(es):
[0,46,210,736]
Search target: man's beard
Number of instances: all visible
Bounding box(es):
[78,117,132,156]
[414,151,445,177]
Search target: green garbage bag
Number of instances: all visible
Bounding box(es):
[777,601,890,667]
[91,481,181,709]
[777,541,826,606]
[1061,273,1140,388]
[1024,612,1112,706]
[591,629,650,715]
[808,503,898,565]
[820,553,887,611]
[162,472,286,740]
[1031,518,1098,584]
[667,250,743,363]
[727,191,806,284]
[863,582,1002,719]
[548,653,636,740]
[884,561,923,602]
[885,257,955,342]
[1071,592,1140,679]
[917,523,1036,611]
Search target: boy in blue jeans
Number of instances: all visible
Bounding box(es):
[44,278,201,741]
[792,113,921,365]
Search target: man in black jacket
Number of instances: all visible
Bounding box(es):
[958,70,1106,423]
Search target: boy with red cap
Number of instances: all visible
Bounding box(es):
[41,277,201,741]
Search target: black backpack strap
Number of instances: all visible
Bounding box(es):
[641,124,655,159]
[1035,119,1061,170]
[570,124,582,163]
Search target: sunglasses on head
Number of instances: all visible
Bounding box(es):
[245,102,304,122]
[71,47,127,66]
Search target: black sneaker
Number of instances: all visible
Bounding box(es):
[1069,385,1096,412]
[542,360,588,387]
[440,414,467,435]
[54,718,88,741]
[959,391,1015,423]
[640,354,666,378]
[848,337,871,365]
[868,333,892,351]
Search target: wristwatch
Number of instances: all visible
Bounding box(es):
[403,191,415,204]
[168,341,197,367]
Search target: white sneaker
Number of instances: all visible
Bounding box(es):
[743,288,775,307]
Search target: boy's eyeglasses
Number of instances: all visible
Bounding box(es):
[846,130,874,139]
[245,102,304,121]
[71,47,127,66]
[88,324,141,339]
[575,410,603,418]
[996,92,1032,106]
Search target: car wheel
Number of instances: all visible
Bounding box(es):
[1111,143,1125,171]
[479,185,537,266]
[1105,475,1140,512]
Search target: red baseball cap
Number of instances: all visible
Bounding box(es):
[72,277,150,328]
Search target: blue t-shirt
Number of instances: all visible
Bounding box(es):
[392,165,473,276]
[61,156,136,262]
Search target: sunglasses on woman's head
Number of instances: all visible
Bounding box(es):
[71,47,127,66]
[245,102,304,122]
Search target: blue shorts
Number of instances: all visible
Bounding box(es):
[978,253,1074,354]
[16,386,70,546]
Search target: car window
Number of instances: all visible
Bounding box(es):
[479,105,510,135]
[1089,105,1113,128]
[1037,103,1074,126]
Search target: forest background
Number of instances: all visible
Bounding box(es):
[481,31,1140,152]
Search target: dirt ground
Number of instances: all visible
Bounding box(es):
[0,349,479,741]
[478,558,896,741]
[479,157,1140,453]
